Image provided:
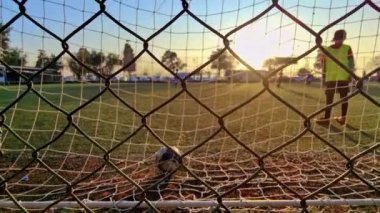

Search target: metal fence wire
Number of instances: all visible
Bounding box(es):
[0,0,379,212]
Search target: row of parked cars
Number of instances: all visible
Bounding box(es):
[63,72,209,83]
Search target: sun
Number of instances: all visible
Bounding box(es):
[232,25,293,70]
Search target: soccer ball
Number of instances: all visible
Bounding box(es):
[155,146,182,173]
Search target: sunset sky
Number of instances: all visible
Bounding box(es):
[1,0,379,77]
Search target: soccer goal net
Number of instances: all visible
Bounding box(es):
[0,0,379,212]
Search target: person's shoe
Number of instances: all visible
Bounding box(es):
[334,116,346,125]
[315,117,330,126]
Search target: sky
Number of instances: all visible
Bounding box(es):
[1,0,379,77]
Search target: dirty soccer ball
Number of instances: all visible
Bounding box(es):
[155,146,182,173]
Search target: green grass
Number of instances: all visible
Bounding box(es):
[0,81,379,209]
[1,82,379,159]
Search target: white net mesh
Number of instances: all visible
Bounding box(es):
[0,0,379,212]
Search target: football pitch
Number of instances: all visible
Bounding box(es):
[0,81,379,157]
[0,81,379,206]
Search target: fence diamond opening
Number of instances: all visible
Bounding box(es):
[0,0,379,212]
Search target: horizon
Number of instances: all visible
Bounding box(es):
[1,0,379,77]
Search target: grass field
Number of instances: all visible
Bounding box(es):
[1,81,379,155]
[0,81,379,210]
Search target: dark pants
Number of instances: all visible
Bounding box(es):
[324,81,349,119]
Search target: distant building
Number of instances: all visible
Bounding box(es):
[0,65,62,85]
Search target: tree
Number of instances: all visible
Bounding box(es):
[104,53,120,76]
[313,49,323,70]
[161,50,186,73]
[1,23,32,67]
[122,41,136,80]
[0,23,28,67]
[263,57,297,87]
[68,47,90,80]
[262,58,276,71]
[0,23,11,53]
[297,67,311,77]
[35,49,49,68]
[76,47,91,65]
[89,50,105,72]
[36,50,62,69]
[69,48,121,79]
[0,23,11,61]
[2,48,27,66]
[209,48,235,79]
[263,57,297,72]
[48,54,62,70]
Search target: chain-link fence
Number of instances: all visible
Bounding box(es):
[0,0,379,212]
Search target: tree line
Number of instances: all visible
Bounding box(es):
[0,23,27,67]
[0,22,137,79]
[0,22,241,80]
[0,22,241,79]
[6,22,377,80]
[67,42,135,80]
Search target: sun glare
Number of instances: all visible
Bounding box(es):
[233,25,293,70]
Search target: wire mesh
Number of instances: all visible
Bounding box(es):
[0,0,379,212]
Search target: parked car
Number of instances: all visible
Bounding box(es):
[0,71,5,85]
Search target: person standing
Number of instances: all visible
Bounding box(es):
[277,71,283,88]
[315,29,355,125]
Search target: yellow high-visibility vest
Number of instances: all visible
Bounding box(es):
[325,44,351,82]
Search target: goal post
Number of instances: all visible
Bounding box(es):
[0,0,379,212]
[1,199,380,209]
